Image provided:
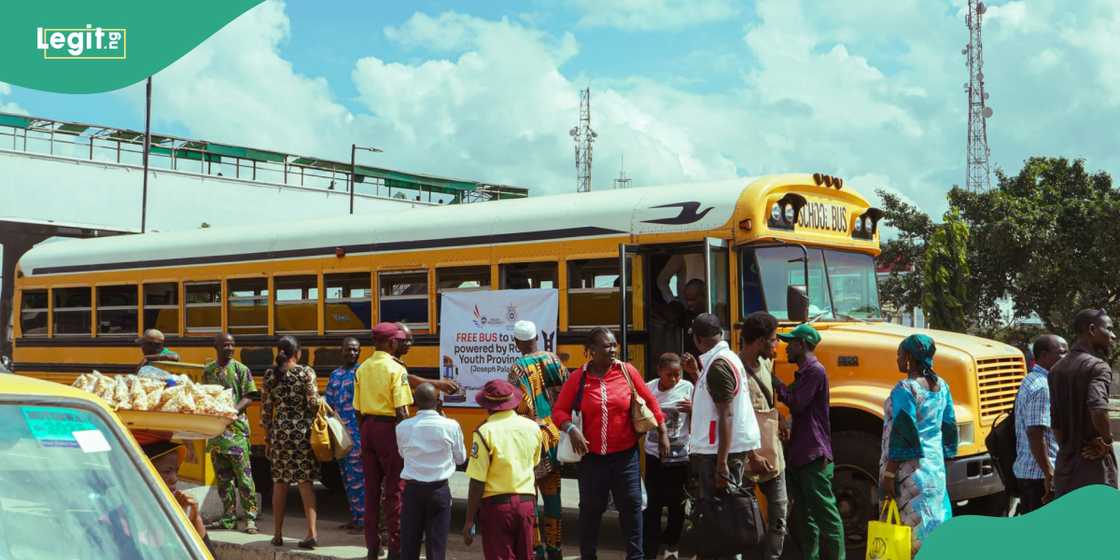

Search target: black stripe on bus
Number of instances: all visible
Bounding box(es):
[15,330,649,348]
[32,226,626,275]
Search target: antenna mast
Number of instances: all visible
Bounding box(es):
[613,154,631,189]
[570,88,596,192]
[965,0,993,192]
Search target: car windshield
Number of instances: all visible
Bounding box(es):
[743,246,881,321]
[0,402,200,559]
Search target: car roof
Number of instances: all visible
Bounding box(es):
[0,374,112,410]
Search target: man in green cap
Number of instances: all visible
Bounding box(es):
[772,323,844,560]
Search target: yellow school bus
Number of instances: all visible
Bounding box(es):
[10,173,1021,552]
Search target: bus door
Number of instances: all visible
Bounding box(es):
[619,239,731,374]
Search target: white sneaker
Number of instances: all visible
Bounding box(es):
[663,548,679,560]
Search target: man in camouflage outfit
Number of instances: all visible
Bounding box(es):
[204,332,260,533]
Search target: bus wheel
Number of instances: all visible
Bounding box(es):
[832,430,880,559]
[320,460,344,493]
[250,454,273,501]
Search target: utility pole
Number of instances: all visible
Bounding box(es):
[350,144,383,214]
[964,0,993,192]
[569,88,596,192]
[613,154,631,189]
[141,77,152,232]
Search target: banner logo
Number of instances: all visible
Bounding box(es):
[37,25,127,60]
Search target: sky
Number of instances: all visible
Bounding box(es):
[2,0,1119,217]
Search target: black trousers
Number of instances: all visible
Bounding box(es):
[400,479,452,560]
[643,454,689,558]
[1017,478,1048,515]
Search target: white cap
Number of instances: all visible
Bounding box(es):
[512,320,537,342]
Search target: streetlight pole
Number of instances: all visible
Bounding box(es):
[350,143,383,215]
[141,76,152,232]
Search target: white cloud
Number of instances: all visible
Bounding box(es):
[63,0,1115,216]
[0,82,29,115]
[121,0,353,158]
[572,0,738,31]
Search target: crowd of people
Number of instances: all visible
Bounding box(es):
[132,305,1118,560]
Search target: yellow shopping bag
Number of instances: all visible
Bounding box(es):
[866,499,912,560]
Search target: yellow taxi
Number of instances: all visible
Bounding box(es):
[0,374,212,558]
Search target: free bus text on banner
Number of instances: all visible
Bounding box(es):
[438,289,558,407]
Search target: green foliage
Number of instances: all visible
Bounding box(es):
[875,189,935,321]
[921,209,971,331]
[949,157,1120,333]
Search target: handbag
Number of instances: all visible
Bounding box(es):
[325,405,354,460]
[985,410,1019,496]
[557,368,587,464]
[618,361,658,434]
[745,366,783,481]
[693,479,766,556]
[310,400,334,462]
[866,499,912,560]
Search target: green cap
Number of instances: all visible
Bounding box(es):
[777,323,821,347]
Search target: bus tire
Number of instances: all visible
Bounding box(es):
[320,460,344,493]
[830,430,881,559]
[250,454,273,501]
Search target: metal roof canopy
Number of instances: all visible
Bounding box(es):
[1,111,529,200]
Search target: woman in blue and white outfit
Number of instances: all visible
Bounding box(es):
[879,334,959,556]
[324,336,365,533]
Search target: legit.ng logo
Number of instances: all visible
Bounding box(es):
[37,25,127,60]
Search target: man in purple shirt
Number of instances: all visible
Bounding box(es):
[772,323,845,560]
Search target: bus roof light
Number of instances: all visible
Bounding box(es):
[813,173,824,186]
[739,218,753,231]
[335,247,346,258]
[823,175,834,188]
[835,178,843,189]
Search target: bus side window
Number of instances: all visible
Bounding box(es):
[325,272,372,333]
[96,285,138,336]
[379,271,429,331]
[53,287,91,336]
[436,266,490,328]
[567,258,632,329]
[227,279,268,335]
[275,275,318,334]
[185,282,221,335]
[19,290,48,337]
[143,283,179,335]
[500,262,557,290]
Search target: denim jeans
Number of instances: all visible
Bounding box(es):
[755,472,789,560]
[578,447,644,559]
[643,454,689,558]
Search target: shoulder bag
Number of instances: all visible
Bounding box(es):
[556,367,587,463]
[310,400,334,462]
[619,361,658,434]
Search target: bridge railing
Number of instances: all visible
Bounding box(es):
[0,113,527,204]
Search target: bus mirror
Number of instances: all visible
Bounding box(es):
[787,285,810,323]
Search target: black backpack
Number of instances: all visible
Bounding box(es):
[985,410,1019,496]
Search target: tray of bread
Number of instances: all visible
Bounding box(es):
[72,371,237,439]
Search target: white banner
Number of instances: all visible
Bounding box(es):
[438,288,559,407]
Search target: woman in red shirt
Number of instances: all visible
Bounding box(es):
[553,327,670,560]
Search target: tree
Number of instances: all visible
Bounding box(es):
[875,189,935,321]
[922,209,971,331]
[950,157,1120,334]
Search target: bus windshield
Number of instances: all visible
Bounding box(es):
[742,246,881,321]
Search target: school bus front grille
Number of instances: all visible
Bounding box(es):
[976,356,1027,425]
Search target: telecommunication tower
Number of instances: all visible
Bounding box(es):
[569,88,596,192]
[964,0,993,192]
[613,154,632,189]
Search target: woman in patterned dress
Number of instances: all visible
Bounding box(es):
[262,335,322,549]
[879,334,960,556]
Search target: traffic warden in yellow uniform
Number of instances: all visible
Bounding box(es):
[462,379,543,560]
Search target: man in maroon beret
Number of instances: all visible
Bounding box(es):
[354,322,414,560]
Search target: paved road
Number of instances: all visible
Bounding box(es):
[209,472,635,559]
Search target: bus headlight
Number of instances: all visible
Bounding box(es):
[784,205,796,223]
[771,204,782,222]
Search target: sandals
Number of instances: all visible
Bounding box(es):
[298,537,318,550]
[270,535,284,547]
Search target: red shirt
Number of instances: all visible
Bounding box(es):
[551,361,665,455]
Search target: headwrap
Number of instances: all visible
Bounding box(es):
[899,334,938,386]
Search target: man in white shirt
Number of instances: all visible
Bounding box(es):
[396,383,467,560]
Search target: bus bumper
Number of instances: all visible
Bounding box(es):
[946,452,1003,501]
